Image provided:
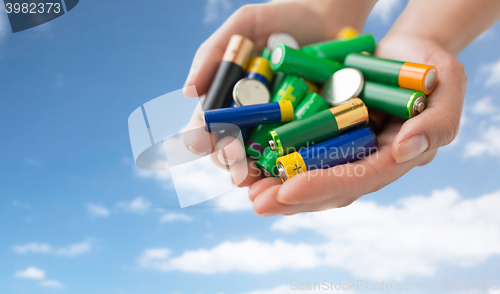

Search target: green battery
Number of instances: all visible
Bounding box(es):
[245,75,309,159]
[301,33,376,62]
[360,81,427,119]
[256,148,280,177]
[294,92,330,119]
[269,98,369,157]
[270,72,287,97]
[270,44,345,83]
[256,92,329,176]
[260,47,271,60]
[344,53,438,95]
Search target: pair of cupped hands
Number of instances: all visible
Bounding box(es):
[182,2,466,216]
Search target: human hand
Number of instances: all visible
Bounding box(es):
[247,34,467,216]
[182,0,376,179]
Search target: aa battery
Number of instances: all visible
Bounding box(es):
[360,81,427,119]
[336,26,359,39]
[270,44,344,83]
[245,57,274,87]
[276,127,378,182]
[260,47,271,60]
[203,35,255,111]
[256,148,280,177]
[344,53,438,95]
[256,93,329,176]
[322,68,364,106]
[294,92,329,119]
[204,101,294,132]
[232,77,271,140]
[270,72,286,96]
[268,32,300,50]
[269,98,369,157]
[245,75,309,159]
[301,33,376,62]
[304,80,320,94]
[233,78,270,106]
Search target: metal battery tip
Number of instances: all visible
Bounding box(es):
[413,97,426,116]
[277,162,287,182]
[269,140,276,151]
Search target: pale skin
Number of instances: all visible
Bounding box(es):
[183,0,500,216]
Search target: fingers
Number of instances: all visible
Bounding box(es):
[183,6,258,98]
[253,185,335,216]
[253,185,298,216]
[183,3,332,98]
[214,135,246,166]
[231,159,266,188]
[391,50,467,163]
[250,120,436,215]
[248,177,282,202]
[182,102,218,156]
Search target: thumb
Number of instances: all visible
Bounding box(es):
[392,55,467,163]
[182,6,258,98]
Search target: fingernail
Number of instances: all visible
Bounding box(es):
[257,213,276,217]
[395,134,429,163]
[276,188,299,205]
[218,152,236,166]
[184,70,194,88]
[188,145,208,157]
[276,196,297,205]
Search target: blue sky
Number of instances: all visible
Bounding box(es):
[1,0,500,293]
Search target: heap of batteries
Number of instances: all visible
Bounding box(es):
[201,27,438,182]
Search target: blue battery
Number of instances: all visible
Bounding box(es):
[276,127,378,181]
[204,101,294,132]
[245,72,270,87]
[244,57,274,87]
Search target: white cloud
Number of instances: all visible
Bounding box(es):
[135,165,171,190]
[204,0,232,24]
[14,267,64,288]
[13,243,52,254]
[214,187,252,211]
[24,157,42,166]
[137,239,321,274]
[87,203,110,218]
[136,148,249,208]
[15,267,45,280]
[40,280,63,288]
[13,240,92,257]
[242,286,292,294]
[472,96,498,114]
[464,126,500,158]
[134,130,250,207]
[135,165,171,181]
[159,213,192,223]
[370,0,401,23]
[12,200,31,209]
[272,188,500,279]
[242,285,354,294]
[54,241,92,256]
[483,58,500,86]
[138,188,500,280]
[117,196,151,213]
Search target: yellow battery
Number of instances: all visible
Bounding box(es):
[246,57,274,86]
[336,27,359,39]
